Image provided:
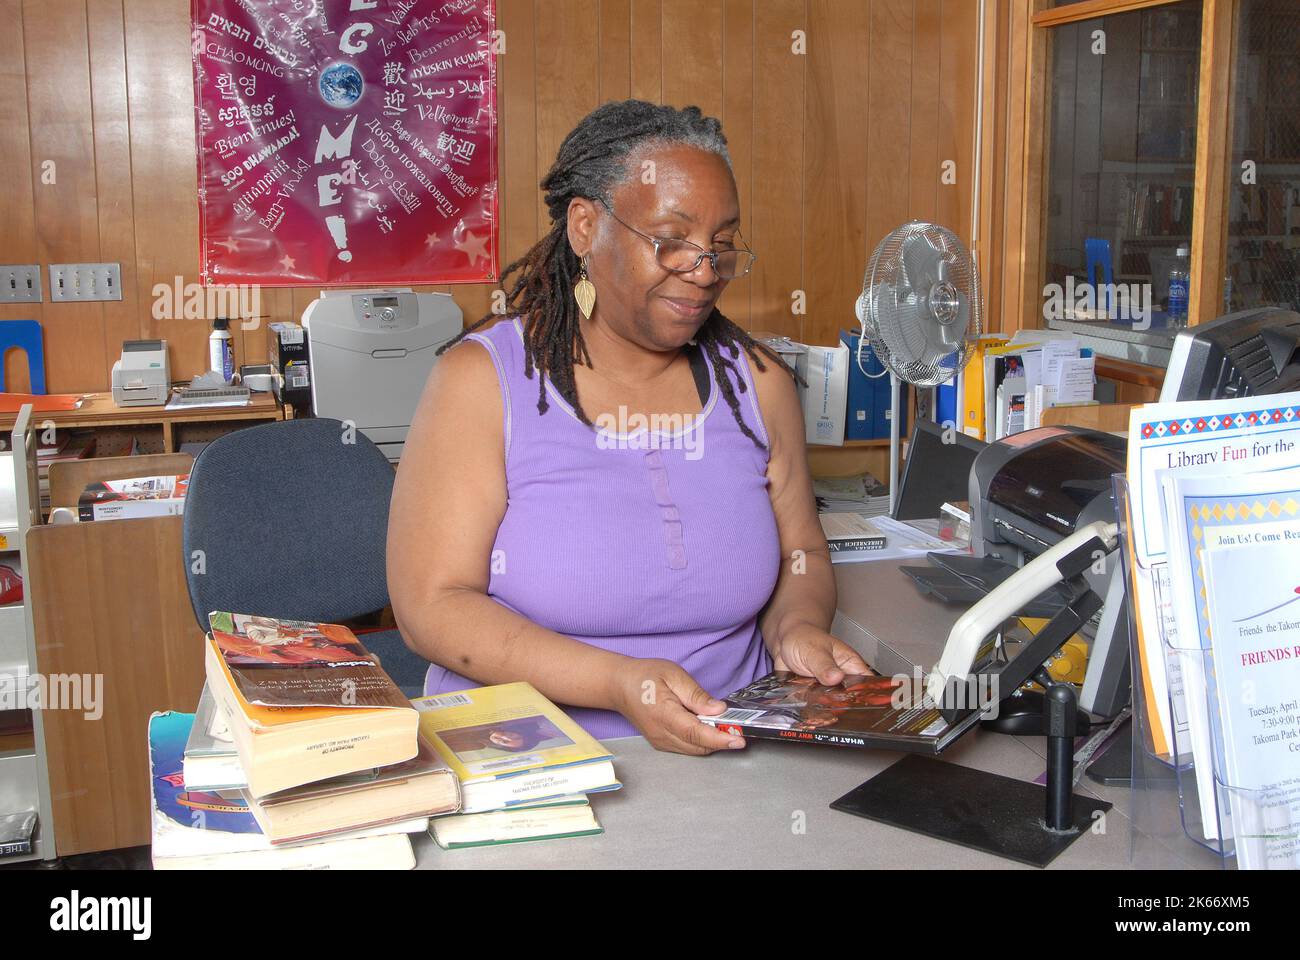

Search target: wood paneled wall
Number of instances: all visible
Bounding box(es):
[0,0,981,394]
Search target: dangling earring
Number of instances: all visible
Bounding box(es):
[574,255,596,320]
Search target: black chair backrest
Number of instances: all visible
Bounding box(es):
[182,418,395,630]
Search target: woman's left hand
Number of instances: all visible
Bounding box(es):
[769,621,873,686]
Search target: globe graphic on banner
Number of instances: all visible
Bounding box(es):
[318,62,364,109]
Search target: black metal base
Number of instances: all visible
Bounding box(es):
[1084,720,1133,787]
[978,690,1092,737]
[831,754,1112,868]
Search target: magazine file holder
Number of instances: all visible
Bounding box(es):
[1116,473,1298,869]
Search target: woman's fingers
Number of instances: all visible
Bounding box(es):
[832,640,872,676]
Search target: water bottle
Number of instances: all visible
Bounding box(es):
[1168,245,1190,327]
[209,316,234,383]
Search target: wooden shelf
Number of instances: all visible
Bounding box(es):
[0,391,285,455]
[807,439,891,450]
[0,730,35,754]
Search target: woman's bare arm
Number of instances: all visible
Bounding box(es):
[748,354,870,682]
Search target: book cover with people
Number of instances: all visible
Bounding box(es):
[699,671,978,753]
[413,683,614,783]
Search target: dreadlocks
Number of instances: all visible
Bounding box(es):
[440,99,797,451]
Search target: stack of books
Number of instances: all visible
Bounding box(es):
[150,612,461,870]
[35,431,94,513]
[414,683,622,850]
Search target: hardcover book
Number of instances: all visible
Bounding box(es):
[414,683,621,813]
[699,671,979,754]
[430,796,601,850]
[819,512,888,553]
[0,811,37,859]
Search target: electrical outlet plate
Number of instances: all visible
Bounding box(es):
[0,265,42,303]
[48,263,123,303]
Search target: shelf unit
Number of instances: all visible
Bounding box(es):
[0,405,56,864]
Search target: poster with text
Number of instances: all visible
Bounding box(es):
[192,0,498,286]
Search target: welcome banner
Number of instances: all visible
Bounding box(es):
[191,0,498,286]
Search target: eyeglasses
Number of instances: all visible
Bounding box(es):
[597,198,756,280]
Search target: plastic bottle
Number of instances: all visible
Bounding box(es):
[1167,245,1190,328]
[209,316,234,383]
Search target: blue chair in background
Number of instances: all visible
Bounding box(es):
[0,319,47,394]
[1084,238,1113,318]
[182,417,429,696]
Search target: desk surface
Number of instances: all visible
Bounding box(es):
[418,556,1138,870]
[414,729,1134,870]
[0,390,284,429]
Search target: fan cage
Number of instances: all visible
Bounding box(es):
[860,221,983,387]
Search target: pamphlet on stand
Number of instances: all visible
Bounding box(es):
[1125,390,1300,770]
[1201,534,1300,869]
[1119,462,1300,869]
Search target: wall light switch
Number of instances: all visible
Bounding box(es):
[48,263,123,303]
[0,265,42,303]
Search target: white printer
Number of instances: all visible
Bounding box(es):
[112,339,171,407]
[301,289,463,461]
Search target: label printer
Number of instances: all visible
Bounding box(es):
[302,289,463,462]
[112,339,170,407]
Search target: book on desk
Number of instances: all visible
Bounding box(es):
[700,671,980,753]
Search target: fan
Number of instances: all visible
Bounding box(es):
[853,220,984,512]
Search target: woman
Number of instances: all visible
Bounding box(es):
[388,100,868,755]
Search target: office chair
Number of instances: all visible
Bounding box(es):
[182,417,428,695]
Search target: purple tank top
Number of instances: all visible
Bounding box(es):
[423,317,780,740]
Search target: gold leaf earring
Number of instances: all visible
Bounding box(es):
[574,256,596,320]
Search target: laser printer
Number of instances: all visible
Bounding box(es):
[301,289,463,462]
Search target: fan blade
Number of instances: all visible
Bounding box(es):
[900,233,941,298]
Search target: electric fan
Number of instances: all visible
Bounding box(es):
[852,220,984,512]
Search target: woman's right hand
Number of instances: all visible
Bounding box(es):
[609,658,746,756]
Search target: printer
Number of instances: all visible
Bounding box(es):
[301,289,463,461]
[962,425,1130,717]
[112,339,170,407]
[970,425,1126,567]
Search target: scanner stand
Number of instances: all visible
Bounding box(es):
[831,541,1113,866]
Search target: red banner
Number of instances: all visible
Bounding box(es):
[191,0,498,286]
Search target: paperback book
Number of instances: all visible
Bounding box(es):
[699,671,979,753]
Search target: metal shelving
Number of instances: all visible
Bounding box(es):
[0,405,56,864]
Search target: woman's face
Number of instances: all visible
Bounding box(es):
[579,144,741,352]
[489,729,525,750]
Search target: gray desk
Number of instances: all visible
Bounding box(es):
[415,559,1138,870]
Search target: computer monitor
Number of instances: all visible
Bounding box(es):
[1161,307,1300,401]
[892,419,987,521]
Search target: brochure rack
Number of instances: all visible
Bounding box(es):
[1114,474,1299,869]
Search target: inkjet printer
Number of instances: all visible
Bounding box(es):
[914,426,1131,719]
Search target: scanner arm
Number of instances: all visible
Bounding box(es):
[926,520,1120,705]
